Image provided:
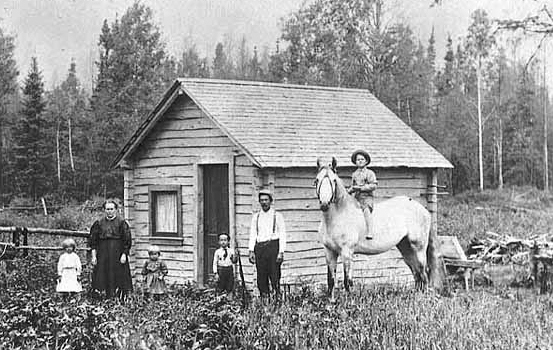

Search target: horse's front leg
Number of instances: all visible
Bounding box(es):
[342,247,354,292]
[324,247,338,303]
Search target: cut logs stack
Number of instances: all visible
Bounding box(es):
[468,232,553,292]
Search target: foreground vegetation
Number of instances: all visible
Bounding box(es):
[2,262,553,350]
[1,187,553,349]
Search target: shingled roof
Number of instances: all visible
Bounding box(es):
[114,78,452,169]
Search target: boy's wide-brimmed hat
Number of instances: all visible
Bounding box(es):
[258,188,273,201]
[351,149,371,165]
[147,245,161,254]
[62,238,76,249]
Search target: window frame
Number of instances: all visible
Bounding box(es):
[148,185,182,238]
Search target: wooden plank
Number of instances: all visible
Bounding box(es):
[133,177,194,188]
[437,235,466,260]
[135,156,196,168]
[277,210,321,223]
[134,240,193,249]
[138,147,236,160]
[150,129,226,140]
[235,155,253,167]
[133,185,194,197]
[135,165,193,178]
[273,198,322,211]
[144,136,235,149]
[276,176,425,189]
[276,168,426,180]
[236,194,253,206]
[235,165,254,178]
[134,252,194,263]
[156,118,216,131]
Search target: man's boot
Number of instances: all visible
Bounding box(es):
[363,207,373,240]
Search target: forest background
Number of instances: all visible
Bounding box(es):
[0,0,551,206]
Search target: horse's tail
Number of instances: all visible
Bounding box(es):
[425,212,443,290]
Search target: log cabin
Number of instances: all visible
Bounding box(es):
[113,78,453,289]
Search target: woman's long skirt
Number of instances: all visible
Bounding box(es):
[92,239,133,295]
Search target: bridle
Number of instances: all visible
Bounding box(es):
[314,167,337,204]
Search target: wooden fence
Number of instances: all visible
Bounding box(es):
[0,227,90,256]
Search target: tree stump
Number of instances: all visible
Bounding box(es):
[533,255,553,294]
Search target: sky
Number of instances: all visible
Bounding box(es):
[0,0,547,91]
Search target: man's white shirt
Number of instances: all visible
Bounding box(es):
[248,208,286,253]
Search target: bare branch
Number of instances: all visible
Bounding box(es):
[524,33,550,74]
[483,105,497,125]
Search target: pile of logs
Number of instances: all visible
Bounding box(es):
[467,232,553,265]
[467,232,553,292]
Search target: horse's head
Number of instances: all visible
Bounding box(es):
[315,157,339,212]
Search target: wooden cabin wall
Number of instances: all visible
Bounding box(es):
[271,167,432,287]
[233,154,257,285]
[128,95,253,284]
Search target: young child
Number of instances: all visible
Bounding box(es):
[212,233,237,293]
[141,245,168,299]
[348,149,378,240]
[56,238,83,298]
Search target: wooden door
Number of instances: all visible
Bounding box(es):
[202,164,229,281]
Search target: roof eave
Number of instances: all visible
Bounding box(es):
[256,163,454,169]
[111,80,182,169]
[179,83,262,168]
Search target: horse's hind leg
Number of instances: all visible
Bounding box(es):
[397,237,428,290]
[324,247,339,302]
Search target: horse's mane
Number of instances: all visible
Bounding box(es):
[330,168,359,208]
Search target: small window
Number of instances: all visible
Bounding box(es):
[149,186,182,237]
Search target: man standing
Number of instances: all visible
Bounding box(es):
[248,189,286,300]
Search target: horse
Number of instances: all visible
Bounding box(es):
[314,157,440,301]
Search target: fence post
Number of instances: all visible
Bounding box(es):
[22,227,28,257]
[12,227,20,254]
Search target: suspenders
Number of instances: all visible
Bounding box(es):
[256,210,277,239]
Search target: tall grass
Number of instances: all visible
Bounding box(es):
[241,286,553,349]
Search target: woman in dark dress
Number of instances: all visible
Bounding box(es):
[89,199,133,299]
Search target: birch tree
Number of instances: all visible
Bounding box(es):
[464,9,496,191]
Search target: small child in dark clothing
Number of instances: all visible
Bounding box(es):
[212,233,237,293]
[142,245,168,300]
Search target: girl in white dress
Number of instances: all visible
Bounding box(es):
[56,238,83,298]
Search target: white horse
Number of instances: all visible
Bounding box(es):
[314,157,440,301]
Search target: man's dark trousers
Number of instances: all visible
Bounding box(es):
[254,239,281,297]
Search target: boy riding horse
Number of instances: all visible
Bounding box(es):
[348,150,378,240]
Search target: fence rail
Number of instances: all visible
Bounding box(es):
[0,242,91,251]
[0,226,89,237]
[0,226,90,257]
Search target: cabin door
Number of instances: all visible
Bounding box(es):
[202,164,229,283]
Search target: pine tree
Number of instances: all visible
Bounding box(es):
[0,26,19,205]
[248,46,262,80]
[213,42,228,79]
[89,1,171,197]
[12,57,51,201]
[268,41,287,83]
